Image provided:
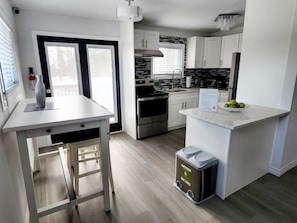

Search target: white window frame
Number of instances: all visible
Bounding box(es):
[152,42,185,79]
[86,44,118,124]
[0,16,18,92]
[44,42,83,96]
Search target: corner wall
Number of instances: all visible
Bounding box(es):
[237,0,297,175]
[13,9,120,98]
[120,21,137,139]
[0,0,27,222]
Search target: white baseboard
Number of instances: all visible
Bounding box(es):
[269,159,297,177]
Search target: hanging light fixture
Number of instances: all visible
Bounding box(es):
[214,13,239,31]
[116,0,143,22]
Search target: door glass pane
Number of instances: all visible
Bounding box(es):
[87,45,116,123]
[45,43,81,96]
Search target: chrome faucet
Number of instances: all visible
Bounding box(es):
[171,69,183,90]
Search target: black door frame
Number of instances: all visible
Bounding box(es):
[37,35,122,132]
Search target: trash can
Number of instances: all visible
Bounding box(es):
[174,146,218,204]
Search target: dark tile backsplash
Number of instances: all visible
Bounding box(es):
[135,35,230,90]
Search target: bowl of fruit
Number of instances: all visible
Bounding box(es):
[218,100,246,112]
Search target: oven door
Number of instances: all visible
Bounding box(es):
[137,95,168,125]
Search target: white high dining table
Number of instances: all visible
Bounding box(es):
[2,96,113,223]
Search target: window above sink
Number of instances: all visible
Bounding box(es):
[152,42,185,80]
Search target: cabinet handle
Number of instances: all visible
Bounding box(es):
[185,102,187,108]
[142,39,144,48]
[220,60,222,66]
[145,40,147,48]
[204,60,206,67]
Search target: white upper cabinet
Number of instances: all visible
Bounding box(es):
[220,34,240,68]
[186,36,204,68]
[186,36,221,69]
[186,34,243,69]
[203,37,222,68]
[134,29,160,50]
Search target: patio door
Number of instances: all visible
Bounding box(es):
[37,36,121,132]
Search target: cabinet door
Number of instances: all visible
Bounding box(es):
[204,37,222,68]
[186,36,204,69]
[220,34,240,68]
[219,91,228,102]
[184,92,199,109]
[168,96,185,129]
[144,31,159,50]
[134,29,145,49]
[182,93,199,124]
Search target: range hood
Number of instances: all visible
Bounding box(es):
[135,49,164,58]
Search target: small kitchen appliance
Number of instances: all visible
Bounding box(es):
[174,146,218,204]
[186,76,192,88]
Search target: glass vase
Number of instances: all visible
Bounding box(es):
[35,74,46,108]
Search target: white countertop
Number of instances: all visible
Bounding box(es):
[166,87,227,95]
[180,104,289,130]
[2,95,113,132]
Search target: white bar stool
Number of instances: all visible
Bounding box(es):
[67,138,115,195]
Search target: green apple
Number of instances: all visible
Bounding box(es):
[239,102,245,108]
[230,99,237,105]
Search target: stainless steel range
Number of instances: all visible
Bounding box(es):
[136,78,168,139]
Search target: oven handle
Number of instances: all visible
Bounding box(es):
[137,95,168,101]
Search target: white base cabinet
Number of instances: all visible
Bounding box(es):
[168,92,199,130]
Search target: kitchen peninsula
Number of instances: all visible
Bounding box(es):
[180,105,289,199]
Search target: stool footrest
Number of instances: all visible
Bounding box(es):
[79,169,101,178]
[78,156,100,162]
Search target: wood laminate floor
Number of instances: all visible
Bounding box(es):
[34,129,297,223]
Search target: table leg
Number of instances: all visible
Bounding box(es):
[17,131,39,223]
[32,137,41,172]
[100,119,110,212]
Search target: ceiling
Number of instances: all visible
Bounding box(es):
[9,0,246,33]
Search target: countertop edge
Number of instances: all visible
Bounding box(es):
[180,107,290,130]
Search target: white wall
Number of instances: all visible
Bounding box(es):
[237,0,296,109]
[120,21,137,139]
[282,3,297,167]
[14,9,120,98]
[0,0,27,222]
[237,0,297,175]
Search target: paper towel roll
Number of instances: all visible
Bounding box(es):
[186,76,192,88]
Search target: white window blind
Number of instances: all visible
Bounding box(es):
[152,43,184,78]
[0,16,18,91]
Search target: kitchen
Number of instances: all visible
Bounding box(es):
[1,0,297,222]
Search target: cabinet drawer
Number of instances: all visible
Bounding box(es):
[25,121,101,138]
